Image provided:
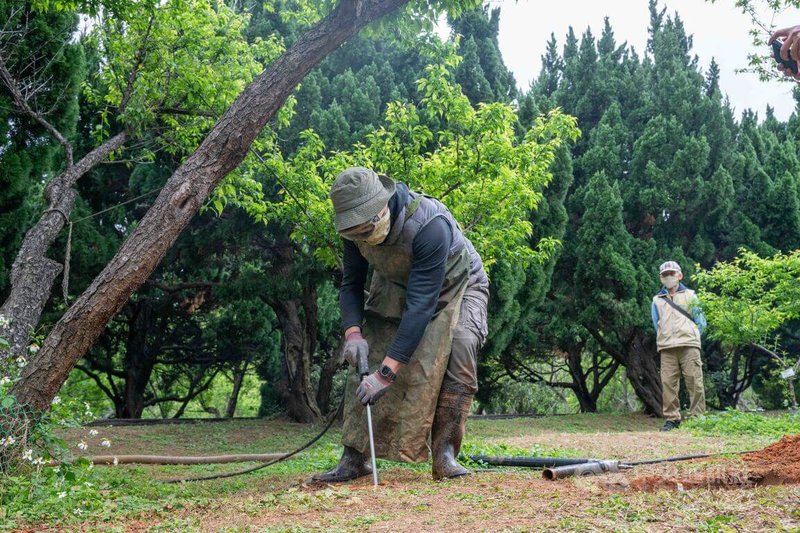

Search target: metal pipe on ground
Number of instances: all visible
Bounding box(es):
[470,451,757,480]
[542,460,630,480]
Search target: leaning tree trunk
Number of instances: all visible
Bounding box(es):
[10,0,412,412]
[225,361,248,418]
[0,133,127,372]
[621,330,662,416]
[593,328,662,416]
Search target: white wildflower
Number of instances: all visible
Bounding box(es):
[0,376,10,386]
[15,356,26,367]
[73,509,82,516]
[27,344,39,354]
[58,491,67,499]
[0,436,14,447]
[51,396,61,405]
[88,429,98,437]
[77,441,88,451]
[101,438,111,448]
[83,402,92,416]
[112,456,118,466]
[0,315,9,327]
[21,449,33,461]
[32,457,45,466]
[88,461,94,469]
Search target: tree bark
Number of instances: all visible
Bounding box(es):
[0,132,127,371]
[621,330,662,416]
[10,0,411,411]
[225,361,248,418]
[565,345,597,413]
[316,350,343,415]
[591,328,662,415]
[271,286,322,423]
[120,300,159,418]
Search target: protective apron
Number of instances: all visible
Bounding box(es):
[341,195,470,463]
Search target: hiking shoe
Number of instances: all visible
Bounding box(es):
[660,420,680,432]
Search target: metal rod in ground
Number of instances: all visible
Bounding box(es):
[366,403,378,486]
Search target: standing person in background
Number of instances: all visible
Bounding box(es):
[651,261,707,431]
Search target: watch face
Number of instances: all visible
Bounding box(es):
[379,365,395,380]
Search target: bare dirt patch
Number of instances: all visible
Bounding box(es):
[499,429,724,460]
[627,434,800,491]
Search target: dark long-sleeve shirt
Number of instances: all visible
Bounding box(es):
[339,191,452,364]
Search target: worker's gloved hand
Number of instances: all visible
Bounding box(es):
[356,371,393,406]
[343,331,369,376]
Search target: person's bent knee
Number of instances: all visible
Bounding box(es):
[447,330,479,393]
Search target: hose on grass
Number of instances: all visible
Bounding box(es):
[163,394,345,484]
[469,450,759,480]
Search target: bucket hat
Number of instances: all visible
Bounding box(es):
[330,167,396,231]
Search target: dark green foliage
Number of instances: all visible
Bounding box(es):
[492,3,800,412]
[0,2,84,294]
[4,0,799,419]
[449,5,516,104]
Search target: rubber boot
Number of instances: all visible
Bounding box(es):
[311,445,372,483]
[431,379,473,480]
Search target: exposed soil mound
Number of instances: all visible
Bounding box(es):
[743,433,800,466]
[627,434,800,491]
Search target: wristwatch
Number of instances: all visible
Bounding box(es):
[378,364,397,383]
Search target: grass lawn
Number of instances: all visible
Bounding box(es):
[4,412,800,532]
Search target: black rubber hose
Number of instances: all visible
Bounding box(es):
[468,450,758,473]
[625,450,757,466]
[163,394,345,484]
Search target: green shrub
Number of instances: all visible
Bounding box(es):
[1,331,117,525]
[682,409,800,438]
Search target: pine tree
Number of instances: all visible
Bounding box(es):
[454,36,493,104]
[0,3,84,294]
[449,5,516,103]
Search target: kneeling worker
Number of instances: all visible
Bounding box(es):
[314,167,489,481]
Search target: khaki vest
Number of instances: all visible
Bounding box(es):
[354,189,487,316]
[653,288,702,351]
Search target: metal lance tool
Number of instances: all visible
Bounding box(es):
[360,368,379,487]
[365,401,379,486]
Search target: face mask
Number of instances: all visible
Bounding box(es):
[339,208,391,244]
[660,275,679,289]
[363,208,391,245]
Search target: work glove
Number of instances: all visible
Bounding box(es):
[356,371,393,406]
[343,331,369,376]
